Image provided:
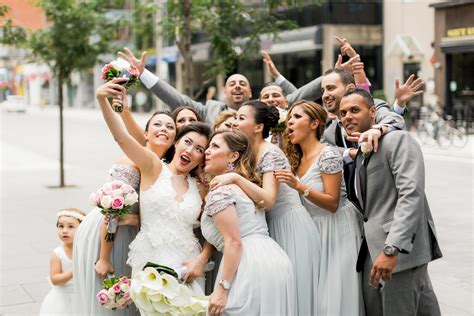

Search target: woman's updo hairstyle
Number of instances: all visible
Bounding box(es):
[242,100,280,138]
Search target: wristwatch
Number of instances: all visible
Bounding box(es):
[371,124,384,135]
[218,279,231,290]
[383,245,400,257]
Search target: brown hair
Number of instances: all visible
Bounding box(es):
[213,130,261,186]
[172,106,203,125]
[284,100,327,171]
[213,111,236,131]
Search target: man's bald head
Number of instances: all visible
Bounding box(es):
[224,74,252,109]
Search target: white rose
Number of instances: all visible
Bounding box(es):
[120,283,130,293]
[112,189,123,196]
[107,287,116,300]
[111,58,131,71]
[124,191,139,206]
[100,195,113,209]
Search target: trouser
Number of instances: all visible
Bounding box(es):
[362,254,441,316]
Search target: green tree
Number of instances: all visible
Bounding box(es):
[28,0,117,187]
[160,0,314,96]
[0,4,27,45]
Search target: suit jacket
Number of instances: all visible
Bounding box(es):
[148,76,323,126]
[353,131,442,273]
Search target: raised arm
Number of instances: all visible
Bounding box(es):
[96,79,158,174]
[286,76,323,105]
[261,50,297,95]
[117,96,146,146]
[118,47,207,118]
[393,74,424,115]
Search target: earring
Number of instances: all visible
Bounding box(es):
[226,161,235,172]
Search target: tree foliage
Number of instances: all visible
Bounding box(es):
[28,0,117,80]
[161,0,313,79]
[0,4,27,46]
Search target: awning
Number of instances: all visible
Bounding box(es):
[440,35,474,53]
[386,35,424,58]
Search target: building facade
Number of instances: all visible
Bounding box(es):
[430,0,474,123]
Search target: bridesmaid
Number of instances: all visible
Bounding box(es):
[202,131,295,316]
[275,100,363,316]
[73,97,177,315]
[210,100,321,315]
[172,106,203,130]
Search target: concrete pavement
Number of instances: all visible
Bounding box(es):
[1,107,473,315]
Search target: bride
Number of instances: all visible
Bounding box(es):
[96,79,213,296]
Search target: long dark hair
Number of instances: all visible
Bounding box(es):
[174,122,212,176]
[242,100,279,138]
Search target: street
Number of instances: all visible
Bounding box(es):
[0,107,473,315]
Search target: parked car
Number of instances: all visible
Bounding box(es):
[1,95,27,112]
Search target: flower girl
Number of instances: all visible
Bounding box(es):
[39,208,85,315]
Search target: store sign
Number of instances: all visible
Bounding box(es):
[447,27,474,37]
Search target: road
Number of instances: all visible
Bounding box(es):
[0,107,472,315]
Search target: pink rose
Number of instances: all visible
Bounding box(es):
[111,181,123,190]
[96,290,109,305]
[122,278,131,286]
[101,64,112,80]
[113,283,122,293]
[119,276,130,283]
[111,196,124,210]
[129,67,140,78]
[102,183,113,195]
[123,292,130,301]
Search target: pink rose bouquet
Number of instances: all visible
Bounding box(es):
[100,58,140,112]
[96,275,133,310]
[89,180,138,241]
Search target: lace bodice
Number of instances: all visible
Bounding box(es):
[257,146,305,218]
[127,164,202,270]
[201,185,269,251]
[108,164,140,214]
[300,146,348,216]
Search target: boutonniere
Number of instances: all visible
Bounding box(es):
[270,107,288,134]
[359,142,373,158]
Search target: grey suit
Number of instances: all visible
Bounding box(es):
[148,76,322,126]
[353,131,442,315]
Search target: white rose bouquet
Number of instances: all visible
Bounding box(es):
[96,275,134,310]
[89,180,139,241]
[100,58,140,112]
[130,262,209,315]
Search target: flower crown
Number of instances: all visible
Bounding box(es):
[56,210,85,222]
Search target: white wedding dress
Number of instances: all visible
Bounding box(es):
[127,163,205,295]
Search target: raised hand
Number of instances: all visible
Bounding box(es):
[395,74,424,106]
[117,47,147,75]
[261,50,281,79]
[335,54,360,74]
[335,36,358,58]
[96,78,128,99]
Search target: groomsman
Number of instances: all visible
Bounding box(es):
[340,88,442,316]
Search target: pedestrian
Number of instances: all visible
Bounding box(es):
[39,208,85,315]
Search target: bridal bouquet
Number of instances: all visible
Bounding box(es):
[100,58,140,112]
[130,262,209,315]
[96,275,133,310]
[89,180,139,241]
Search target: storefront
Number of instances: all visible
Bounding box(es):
[431,1,474,124]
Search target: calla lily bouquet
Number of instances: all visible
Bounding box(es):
[270,107,288,134]
[100,58,140,112]
[130,262,208,315]
[89,180,139,241]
